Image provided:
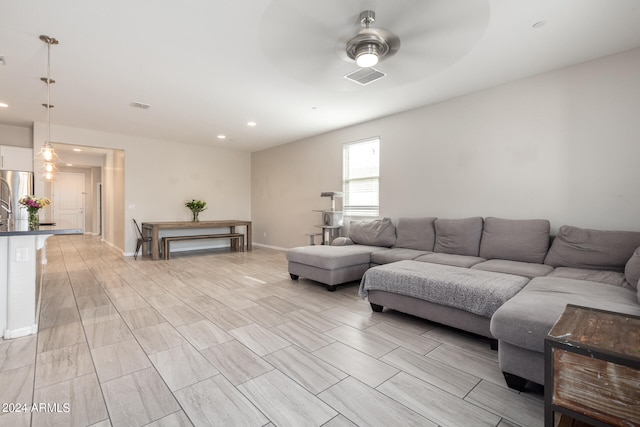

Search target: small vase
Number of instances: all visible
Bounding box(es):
[29,210,40,230]
[192,211,199,222]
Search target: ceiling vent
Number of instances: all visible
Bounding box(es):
[344,67,386,86]
[130,101,151,110]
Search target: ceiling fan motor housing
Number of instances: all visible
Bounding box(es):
[347,31,391,61]
[345,10,399,66]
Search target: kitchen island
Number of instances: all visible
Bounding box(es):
[0,221,81,339]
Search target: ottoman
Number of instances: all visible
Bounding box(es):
[359,260,530,340]
[287,244,380,291]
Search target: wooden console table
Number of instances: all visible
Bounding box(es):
[544,305,640,427]
[141,220,252,260]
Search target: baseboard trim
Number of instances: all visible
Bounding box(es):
[3,324,38,339]
[252,243,287,251]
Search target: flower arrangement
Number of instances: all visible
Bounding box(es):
[19,195,51,212]
[19,195,51,230]
[185,199,207,222]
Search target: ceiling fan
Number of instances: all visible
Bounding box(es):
[259,0,490,90]
[342,10,400,69]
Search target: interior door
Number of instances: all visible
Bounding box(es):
[53,172,85,231]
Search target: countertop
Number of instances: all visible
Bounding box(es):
[0,219,82,236]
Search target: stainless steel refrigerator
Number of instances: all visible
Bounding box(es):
[0,170,34,223]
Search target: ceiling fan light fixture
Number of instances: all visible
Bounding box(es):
[344,10,399,69]
[355,44,379,68]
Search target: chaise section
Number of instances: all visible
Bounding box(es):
[490,276,640,386]
[366,290,497,339]
[360,260,529,339]
[287,244,379,291]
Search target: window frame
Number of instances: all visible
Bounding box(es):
[342,137,380,217]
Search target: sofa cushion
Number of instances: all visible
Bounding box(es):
[479,217,550,264]
[371,248,431,265]
[349,218,396,247]
[393,217,437,251]
[544,225,640,271]
[625,247,640,290]
[490,277,640,353]
[433,217,483,256]
[471,259,554,279]
[331,237,354,246]
[415,253,485,268]
[287,245,378,270]
[546,267,627,287]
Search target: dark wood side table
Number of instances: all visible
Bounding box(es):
[544,305,640,427]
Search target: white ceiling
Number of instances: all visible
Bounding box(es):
[1,0,640,152]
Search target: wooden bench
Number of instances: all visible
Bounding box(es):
[162,233,244,259]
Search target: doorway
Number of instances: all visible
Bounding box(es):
[52,172,85,231]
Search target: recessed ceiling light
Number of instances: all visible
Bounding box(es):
[532,21,546,29]
[217,135,227,139]
[66,163,73,166]
[73,148,82,152]
[247,121,257,127]
[0,102,8,108]
[0,55,6,66]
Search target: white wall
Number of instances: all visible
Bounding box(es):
[0,124,32,148]
[103,150,125,250]
[252,47,640,249]
[33,122,252,254]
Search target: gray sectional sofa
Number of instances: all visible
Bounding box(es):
[286,216,640,390]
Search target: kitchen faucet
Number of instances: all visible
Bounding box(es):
[0,177,12,220]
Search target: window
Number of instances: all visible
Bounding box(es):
[343,137,380,217]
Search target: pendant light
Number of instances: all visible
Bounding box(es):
[40,34,59,181]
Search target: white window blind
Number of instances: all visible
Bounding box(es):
[343,137,380,217]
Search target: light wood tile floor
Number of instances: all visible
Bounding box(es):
[0,235,544,426]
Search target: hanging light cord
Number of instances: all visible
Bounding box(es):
[40,35,58,146]
[46,39,51,146]
[39,35,59,177]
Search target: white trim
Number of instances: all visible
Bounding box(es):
[252,242,287,251]
[4,324,38,339]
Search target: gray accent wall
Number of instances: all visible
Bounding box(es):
[252,47,640,249]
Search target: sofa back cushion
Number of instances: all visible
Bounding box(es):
[349,217,396,247]
[544,225,640,271]
[625,247,640,290]
[479,217,550,264]
[433,217,483,256]
[393,217,437,251]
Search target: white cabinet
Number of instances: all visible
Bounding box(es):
[0,146,33,171]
